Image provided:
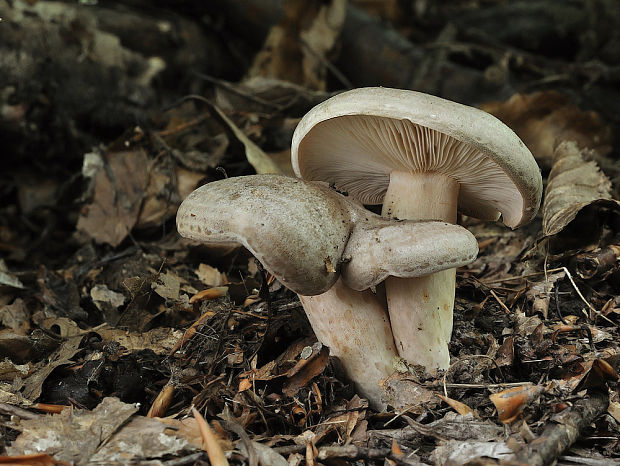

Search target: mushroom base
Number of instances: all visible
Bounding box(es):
[299,278,398,411]
[381,171,460,371]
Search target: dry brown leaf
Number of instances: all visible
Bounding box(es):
[0,259,25,289]
[209,104,282,175]
[192,407,230,466]
[525,271,565,319]
[0,298,30,334]
[480,91,612,168]
[7,397,138,461]
[22,336,84,400]
[608,401,620,423]
[136,165,202,230]
[0,359,33,382]
[437,394,474,416]
[246,0,346,90]
[195,264,227,287]
[489,384,544,423]
[379,372,439,412]
[542,141,619,237]
[90,327,182,355]
[189,286,229,304]
[0,453,69,465]
[282,346,330,396]
[77,150,149,247]
[152,270,182,301]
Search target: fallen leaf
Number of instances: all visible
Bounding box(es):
[0,298,30,334]
[525,271,565,319]
[195,264,227,287]
[437,394,474,416]
[22,336,83,400]
[542,141,619,237]
[608,400,620,423]
[77,150,149,247]
[189,286,229,304]
[0,259,24,289]
[209,104,282,175]
[431,440,515,465]
[379,373,438,412]
[7,397,139,462]
[246,0,346,91]
[96,327,183,355]
[152,270,182,301]
[481,91,612,168]
[489,384,545,423]
[282,346,330,396]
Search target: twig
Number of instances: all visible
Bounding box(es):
[0,402,40,420]
[316,444,413,464]
[513,390,609,466]
[481,268,566,284]
[489,289,511,315]
[193,72,284,110]
[162,452,205,466]
[299,39,353,89]
[561,267,616,327]
[427,382,533,390]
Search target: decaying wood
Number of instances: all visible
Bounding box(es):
[574,244,620,280]
[513,390,609,466]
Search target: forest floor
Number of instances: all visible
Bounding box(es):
[0,1,618,464]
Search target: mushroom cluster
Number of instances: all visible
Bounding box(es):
[177,87,542,410]
[292,87,543,371]
[177,174,478,408]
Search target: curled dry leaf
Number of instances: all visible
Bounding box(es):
[525,271,565,319]
[189,286,229,304]
[542,141,620,237]
[480,91,612,168]
[489,384,545,424]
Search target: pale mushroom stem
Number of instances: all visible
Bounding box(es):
[298,278,398,410]
[381,171,460,371]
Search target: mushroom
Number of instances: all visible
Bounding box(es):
[177,174,478,408]
[291,87,543,371]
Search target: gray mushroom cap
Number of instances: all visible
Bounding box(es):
[342,221,478,291]
[291,87,543,228]
[177,175,479,296]
[177,175,351,296]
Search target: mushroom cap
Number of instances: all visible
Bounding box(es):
[342,221,479,291]
[292,87,543,228]
[176,175,351,296]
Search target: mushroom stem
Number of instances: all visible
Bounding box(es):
[381,171,460,371]
[298,278,398,410]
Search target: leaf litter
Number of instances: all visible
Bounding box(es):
[0,1,619,464]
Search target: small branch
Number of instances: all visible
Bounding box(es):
[317,444,416,465]
[513,390,609,466]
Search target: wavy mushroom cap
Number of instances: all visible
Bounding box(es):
[176,175,352,296]
[292,87,543,228]
[342,221,479,291]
